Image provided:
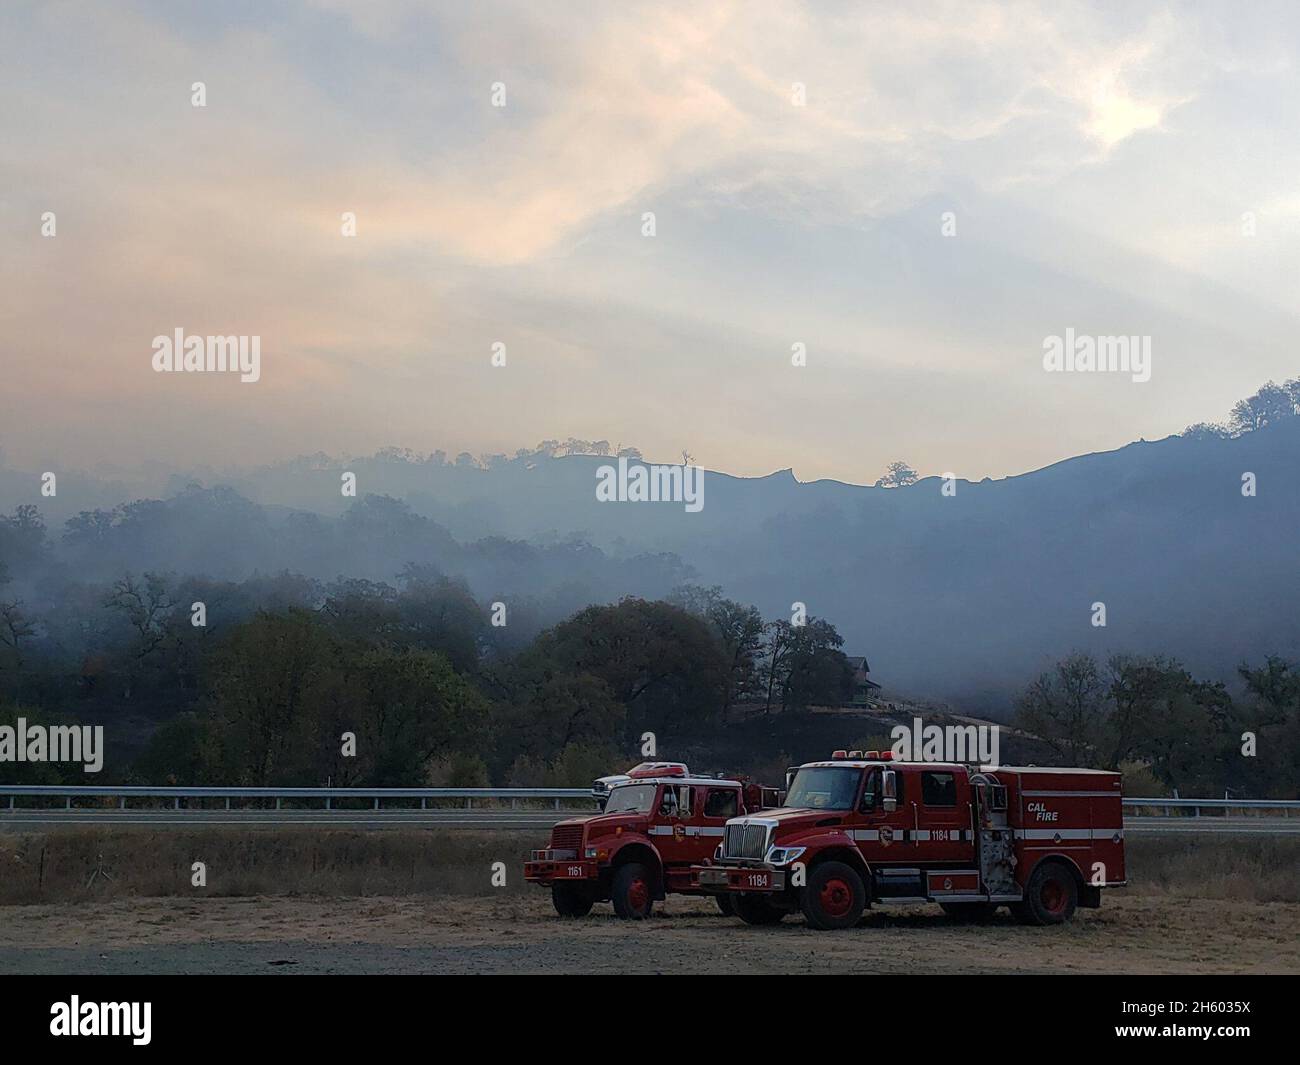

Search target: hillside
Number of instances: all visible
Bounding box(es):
[2,421,1298,708]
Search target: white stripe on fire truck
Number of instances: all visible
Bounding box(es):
[847,829,969,842]
[646,826,726,837]
[838,828,1122,843]
[1021,790,1120,798]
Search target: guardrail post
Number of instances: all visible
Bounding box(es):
[511,798,517,810]
[66,797,71,810]
[225,797,231,811]
[326,797,332,811]
[174,797,180,810]
[467,796,472,810]
[373,797,380,810]
[554,797,561,810]
[420,798,426,810]
[275,798,281,811]
[120,797,126,810]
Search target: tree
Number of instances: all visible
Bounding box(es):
[1179,422,1228,440]
[784,621,854,709]
[1015,652,1106,766]
[875,461,918,488]
[0,599,35,699]
[761,620,796,714]
[203,609,346,785]
[760,616,852,713]
[1228,380,1297,435]
[1237,656,1300,799]
[520,598,727,738]
[102,572,176,699]
[394,570,487,673]
[0,505,47,577]
[329,647,492,786]
[670,585,765,719]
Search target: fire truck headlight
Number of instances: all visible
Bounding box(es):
[713,844,723,861]
[585,848,598,858]
[767,847,805,866]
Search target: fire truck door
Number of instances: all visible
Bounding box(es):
[916,769,972,864]
[651,784,722,866]
[650,783,697,866]
[854,768,912,857]
[971,776,1016,895]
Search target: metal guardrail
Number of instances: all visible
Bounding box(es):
[0,786,1293,815]
[0,785,595,812]
[1121,797,1298,817]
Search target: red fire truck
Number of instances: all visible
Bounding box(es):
[525,766,781,919]
[691,751,1126,930]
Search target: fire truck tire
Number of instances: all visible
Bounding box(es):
[551,882,595,918]
[1013,861,1079,925]
[733,893,786,925]
[939,902,998,923]
[611,862,655,919]
[715,894,735,916]
[800,861,866,930]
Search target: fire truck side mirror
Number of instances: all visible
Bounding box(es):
[882,769,898,813]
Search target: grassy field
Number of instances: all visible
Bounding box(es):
[1,828,1296,905]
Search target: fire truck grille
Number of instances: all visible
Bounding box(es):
[549,824,584,855]
[723,822,769,860]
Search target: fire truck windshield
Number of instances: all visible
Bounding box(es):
[785,766,863,810]
[603,784,658,814]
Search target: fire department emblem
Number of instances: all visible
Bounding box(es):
[879,826,894,846]
[673,823,686,843]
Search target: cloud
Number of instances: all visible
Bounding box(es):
[2,0,1299,483]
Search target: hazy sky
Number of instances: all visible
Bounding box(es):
[3,0,1299,484]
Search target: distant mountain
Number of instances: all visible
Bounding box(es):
[3,421,1298,709]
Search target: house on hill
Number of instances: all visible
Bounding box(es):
[846,656,881,704]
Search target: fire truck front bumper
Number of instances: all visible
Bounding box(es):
[690,864,785,894]
[524,853,599,883]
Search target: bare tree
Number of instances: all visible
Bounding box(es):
[103,573,175,698]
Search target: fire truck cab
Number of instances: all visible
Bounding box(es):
[691,752,1126,930]
[525,768,780,919]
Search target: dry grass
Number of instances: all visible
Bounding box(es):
[0,829,538,904]
[0,828,1295,905]
[1125,835,1300,903]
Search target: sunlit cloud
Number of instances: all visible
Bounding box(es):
[2,1,1299,484]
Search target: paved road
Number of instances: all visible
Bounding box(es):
[0,810,1296,834]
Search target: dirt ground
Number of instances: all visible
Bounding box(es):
[0,892,1295,974]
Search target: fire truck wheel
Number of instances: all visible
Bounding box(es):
[715,894,735,917]
[1013,862,1079,925]
[800,861,866,930]
[939,902,998,923]
[733,893,786,925]
[611,862,655,919]
[551,882,595,918]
